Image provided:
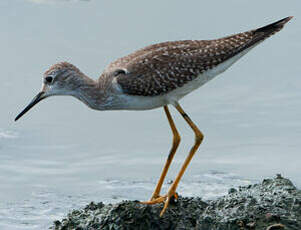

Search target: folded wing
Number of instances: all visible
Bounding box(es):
[105,17,292,97]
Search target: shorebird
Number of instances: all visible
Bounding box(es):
[15,17,292,216]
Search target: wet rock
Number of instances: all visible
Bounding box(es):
[266,223,285,230]
[51,175,301,230]
[228,187,238,194]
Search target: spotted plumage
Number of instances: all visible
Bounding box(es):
[15,17,292,217]
[104,17,291,97]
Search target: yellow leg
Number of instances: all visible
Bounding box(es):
[143,106,181,201]
[141,103,204,217]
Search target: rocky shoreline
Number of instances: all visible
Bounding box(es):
[51,175,301,230]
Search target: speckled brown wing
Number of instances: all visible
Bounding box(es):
[112,17,291,97]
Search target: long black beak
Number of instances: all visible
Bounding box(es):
[15,92,45,121]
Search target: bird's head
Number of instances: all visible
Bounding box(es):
[15,62,88,121]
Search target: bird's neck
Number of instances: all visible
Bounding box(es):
[72,74,111,110]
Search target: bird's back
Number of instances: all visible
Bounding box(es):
[103,17,292,97]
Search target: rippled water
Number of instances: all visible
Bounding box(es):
[1,0,301,229]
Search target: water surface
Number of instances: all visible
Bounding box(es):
[0,0,300,229]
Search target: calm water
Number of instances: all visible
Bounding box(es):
[0,0,301,229]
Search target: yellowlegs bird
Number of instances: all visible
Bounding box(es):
[15,17,292,216]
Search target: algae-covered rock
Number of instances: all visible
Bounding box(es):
[51,175,301,230]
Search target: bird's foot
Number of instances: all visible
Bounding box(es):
[147,192,165,202]
[140,189,178,216]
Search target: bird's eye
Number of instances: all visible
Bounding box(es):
[45,76,53,83]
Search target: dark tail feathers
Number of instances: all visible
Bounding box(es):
[255,16,293,35]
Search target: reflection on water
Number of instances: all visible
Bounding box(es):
[0,0,300,229]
